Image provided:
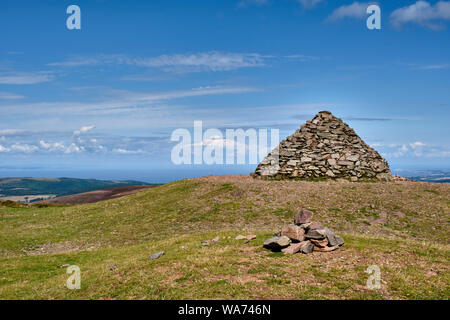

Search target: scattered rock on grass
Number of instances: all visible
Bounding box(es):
[202,236,220,246]
[150,251,164,260]
[393,211,406,218]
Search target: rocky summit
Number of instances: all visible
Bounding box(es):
[253,111,392,181]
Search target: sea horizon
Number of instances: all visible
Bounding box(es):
[0,167,449,184]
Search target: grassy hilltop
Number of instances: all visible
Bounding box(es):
[0,175,449,299]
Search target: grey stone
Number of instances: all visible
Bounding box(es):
[393,211,406,218]
[306,221,323,230]
[301,241,315,254]
[281,225,305,242]
[305,229,327,240]
[294,209,314,225]
[281,242,304,255]
[310,238,329,248]
[150,251,165,260]
[263,236,291,251]
[314,245,339,252]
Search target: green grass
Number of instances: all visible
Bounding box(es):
[0,176,449,299]
[0,231,448,299]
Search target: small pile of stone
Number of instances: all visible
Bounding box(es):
[392,175,410,182]
[263,209,344,255]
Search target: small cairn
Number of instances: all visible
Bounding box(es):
[392,175,410,182]
[263,209,344,255]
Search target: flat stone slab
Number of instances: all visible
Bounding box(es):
[314,245,339,252]
[281,242,304,255]
[294,209,314,225]
[281,225,305,242]
[150,251,165,260]
[305,228,327,240]
[301,241,315,254]
[263,236,291,251]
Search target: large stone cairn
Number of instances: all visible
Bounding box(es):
[253,111,392,181]
[263,209,344,255]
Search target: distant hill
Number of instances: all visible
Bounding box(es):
[38,185,157,205]
[393,169,450,183]
[0,177,151,202]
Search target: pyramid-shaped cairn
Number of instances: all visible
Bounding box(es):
[254,111,392,181]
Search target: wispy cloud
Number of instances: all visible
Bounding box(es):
[415,63,450,70]
[376,141,450,159]
[298,0,325,10]
[326,2,369,22]
[390,1,450,30]
[0,129,28,135]
[284,54,320,62]
[112,148,147,155]
[48,52,320,74]
[73,125,95,136]
[345,117,395,121]
[0,92,25,100]
[48,52,269,73]
[0,86,260,117]
[0,72,53,85]
[133,52,267,73]
[237,0,269,8]
[47,55,128,67]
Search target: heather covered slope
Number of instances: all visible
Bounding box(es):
[0,175,448,299]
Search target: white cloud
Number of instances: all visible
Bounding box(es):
[0,129,27,135]
[378,141,450,159]
[48,52,268,73]
[416,63,450,70]
[39,140,67,152]
[65,143,83,154]
[0,145,9,153]
[410,141,426,148]
[0,86,259,118]
[284,54,320,62]
[10,143,39,153]
[112,148,146,154]
[0,72,53,85]
[390,1,450,30]
[73,125,95,136]
[132,52,267,73]
[327,2,369,22]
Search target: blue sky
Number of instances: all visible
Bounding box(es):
[1,0,449,182]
